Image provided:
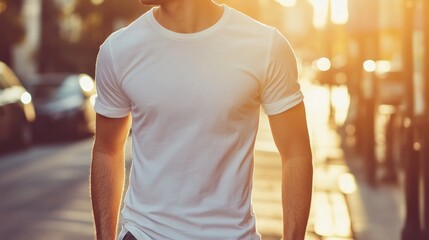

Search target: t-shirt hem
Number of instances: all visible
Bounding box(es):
[94,101,130,118]
[118,224,144,240]
[262,91,304,115]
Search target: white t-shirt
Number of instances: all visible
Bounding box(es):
[94,5,303,240]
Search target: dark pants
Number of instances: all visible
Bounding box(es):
[122,231,137,240]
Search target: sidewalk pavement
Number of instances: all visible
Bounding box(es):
[252,78,404,240]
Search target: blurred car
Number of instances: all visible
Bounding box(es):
[29,73,96,138]
[0,61,36,148]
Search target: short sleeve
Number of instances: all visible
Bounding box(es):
[261,29,303,115]
[94,40,131,118]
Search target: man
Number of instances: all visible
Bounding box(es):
[90,0,313,239]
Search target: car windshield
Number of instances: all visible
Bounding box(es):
[31,76,80,100]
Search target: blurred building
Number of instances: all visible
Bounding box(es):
[12,0,41,78]
[12,0,147,78]
[258,0,315,60]
[346,0,429,239]
[401,0,429,239]
[378,0,403,68]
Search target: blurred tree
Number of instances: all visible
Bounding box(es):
[70,0,148,76]
[0,0,25,66]
[37,0,147,75]
[38,0,69,73]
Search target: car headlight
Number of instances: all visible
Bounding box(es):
[20,92,32,104]
[79,75,95,92]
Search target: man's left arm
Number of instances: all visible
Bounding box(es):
[268,102,313,240]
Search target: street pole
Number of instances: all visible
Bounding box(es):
[348,0,379,169]
[401,0,421,239]
[362,62,376,185]
[326,0,335,127]
[422,0,429,237]
[361,0,379,185]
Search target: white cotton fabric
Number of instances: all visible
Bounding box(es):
[94,5,303,240]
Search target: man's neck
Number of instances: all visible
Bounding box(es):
[154,0,224,33]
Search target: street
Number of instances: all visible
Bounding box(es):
[0,126,289,240]
[0,138,111,239]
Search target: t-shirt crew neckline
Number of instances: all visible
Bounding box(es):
[146,5,230,40]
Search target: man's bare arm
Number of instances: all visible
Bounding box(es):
[90,113,131,240]
[268,102,313,240]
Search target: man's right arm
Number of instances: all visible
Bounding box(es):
[90,113,131,240]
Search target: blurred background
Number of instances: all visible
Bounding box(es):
[0,0,428,239]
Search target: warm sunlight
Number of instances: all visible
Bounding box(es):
[363,59,377,72]
[331,0,348,24]
[3,1,427,239]
[313,192,352,237]
[314,57,331,71]
[275,0,297,7]
[309,0,348,28]
[90,0,104,5]
[338,173,357,194]
[310,0,329,28]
